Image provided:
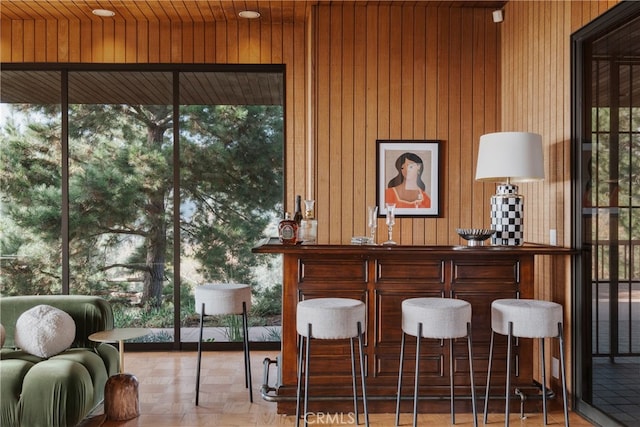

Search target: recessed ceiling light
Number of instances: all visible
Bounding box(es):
[238,10,260,19]
[92,9,115,17]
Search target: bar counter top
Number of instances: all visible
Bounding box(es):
[253,237,574,255]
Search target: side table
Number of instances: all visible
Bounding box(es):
[89,328,150,421]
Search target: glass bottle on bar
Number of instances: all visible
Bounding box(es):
[293,195,303,225]
[293,195,303,243]
[278,212,298,245]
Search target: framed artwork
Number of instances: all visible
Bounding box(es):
[376,140,441,217]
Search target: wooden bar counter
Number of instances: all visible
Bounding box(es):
[252,239,572,414]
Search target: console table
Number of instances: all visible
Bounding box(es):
[252,239,572,414]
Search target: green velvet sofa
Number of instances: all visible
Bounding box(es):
[0,295,119,427]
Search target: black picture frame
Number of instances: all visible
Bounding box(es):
[376,140,441,217]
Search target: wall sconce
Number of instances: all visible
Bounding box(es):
[475,132,544,246]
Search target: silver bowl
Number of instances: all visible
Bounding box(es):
[456,228,495,246]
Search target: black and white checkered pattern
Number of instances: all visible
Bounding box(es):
[489,188,524,246]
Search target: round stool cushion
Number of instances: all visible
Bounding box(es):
[195,283,251,316]
[297,298,366,339]
[491,299,563,338]
[402,298,471,339]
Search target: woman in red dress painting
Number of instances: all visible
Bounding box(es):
[385,152,431,208]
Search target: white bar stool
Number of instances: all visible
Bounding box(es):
[296,297,369,427]
[483,298,568,427]
[395,297,478,427]
[194,283,252,405]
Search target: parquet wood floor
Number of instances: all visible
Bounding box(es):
[83,350,595,426]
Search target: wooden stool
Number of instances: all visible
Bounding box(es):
[104,373,140,421]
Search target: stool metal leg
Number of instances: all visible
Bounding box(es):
[558,322,569,427]
[540,336,548,425]
[295,330,304,427]
[413,323,422,427]
[195,303,205,406]
[357,321,369,427]
[350,336,360,425]
[449,338,455,425]
[303,324,311,427]
[505,322,514,427]
[395,331,406,426]
[241,301,253,402]
[467,323,478,427]
[483,329,495,424]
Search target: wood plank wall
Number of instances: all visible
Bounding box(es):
[312,3,501,245]
[501,0,619,393]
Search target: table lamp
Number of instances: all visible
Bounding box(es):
[475,132,544,246]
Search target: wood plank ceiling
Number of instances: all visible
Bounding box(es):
[1,1,508,23]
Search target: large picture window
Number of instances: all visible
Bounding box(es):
[0,65,284,349]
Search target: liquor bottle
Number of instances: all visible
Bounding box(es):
[278,212,298,245]
[293,195,303,225]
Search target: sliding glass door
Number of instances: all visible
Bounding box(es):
[573,3,640,425]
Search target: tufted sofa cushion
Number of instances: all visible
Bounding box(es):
[0,359,33,427]
[0,295,119,427]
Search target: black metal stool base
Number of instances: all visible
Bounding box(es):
[295,322,369,427]
[483,322,568,427]
[195,301,252,405]
[395,322,477,427]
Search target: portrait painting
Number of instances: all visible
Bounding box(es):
[376,140,441,217]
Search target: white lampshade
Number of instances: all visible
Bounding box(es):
[475,132,544,183]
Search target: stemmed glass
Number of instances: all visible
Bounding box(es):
[383,203,396,245]
[367,206,378,245]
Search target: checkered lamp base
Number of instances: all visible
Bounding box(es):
[490,184,524,246]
